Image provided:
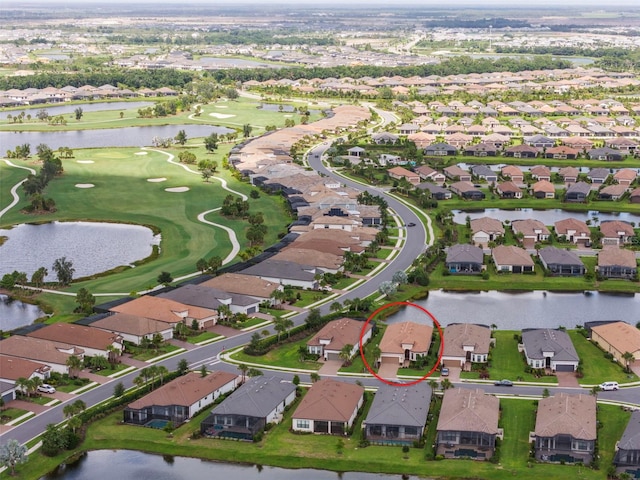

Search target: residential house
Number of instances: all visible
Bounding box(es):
[492,245,534,273]
[371,132,399,144]
[415,165,446,184]
[0,336,84,374]
[588,147,625,161]
[159,284,262,316]
[387,166,420,185]
[470,217,505,247]
[558,166,580,184]
[544,146,580,160]
[591,321,640,366]
[614,168,637,186]
[379,322,432,366]
[501,165,524,183]
[443,165,472,182]
[598,184,628,201]
[90,313,174,346]
[511,219,550,247]
[445,244,484,275]
[292,379,364,435]
[0,381,17,405]
[0,355,51,383]
[565,182,591,203]
[496,181,523,199]
[306,318,372,361]
[524,134,555,149]
[347,146,365,158]
[239,259,319,290]
[534,393,596,464]
[425,142,457,156]
[587,168,610,184]
[597,247,637,279]
[470,165,498,183]
[464,143,498,157]
[201,376,297,440]
[441,324,491,369]
[363,382,432,445]
[614,410,640,478]
[124,371,239,426]
[600,220,635,246]
[554,218,591,246]
[111,295,218,329]
[436,388,501,460]
[399,123,419,135]
[199,273,282,305]
[504,144,539,158]
[606,137,638,154]
[521,328,580,371]
[449,181,485,200]
[631,187,640,204]
[538,246,586,276]
[531,180,556,199]
[530,165,552,182]
[416,183,452,200]
[26,322,124,358]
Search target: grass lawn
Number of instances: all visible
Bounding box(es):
[331,276,360,290]
[230,337,322,370]
[259,307,290,319]
[0,408,30,424]
[15,395,52,406]
[127,344,181,362]
[499,399,537,468]
[236,316,270,329]
[568,331,638,385]
[93,363,130,377]
[340,324,386,374]
[186,331,222,344]
[290,289,332,307]
[55,380,92,393]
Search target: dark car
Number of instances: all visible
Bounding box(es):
[407,222,416,227]
[494,379,513,387]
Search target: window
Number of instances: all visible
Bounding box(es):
[296,420,310,429]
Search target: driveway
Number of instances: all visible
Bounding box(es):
[377,362,399,381]
[556,372,580,388]
[318,360,343,376]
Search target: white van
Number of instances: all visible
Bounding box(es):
[599,381,619,391]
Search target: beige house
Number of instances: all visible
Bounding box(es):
[91,313,174,346]
[470,217,505,247]
[554,218,591,246]
[0,355,51,383]
[441,324,492,370]
[492,245,535,273]
[591,321,640,365]
[27,323,124,358]
[111,295,218,329]
[379,322,432,366]
[387,166,420,185]
[511,219,550,248]
[200,273,283,305]
[307,318,373,361]
[0,336,84,374]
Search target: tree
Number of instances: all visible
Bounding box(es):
[177,358,189,376]
[225,88,239,100]
[157,271,173,285]
[310,372,321,383]
[217,304,232,324]
[52,257,74,286]
[74,107,83,121]
[274,318,288,342]
[74,287,95,314]
[113,382,125,397]
[41,424,67,457]
[440,378,454,391]
[196,258,208,273]
[238,363,249,383]
[247,368,263,378]
[207,256,222,274]
[305,307,323,328]
[378,280,397,297]
[242,123,253,138]
[156,365,169,385]
[292,375,300,386]
[14,378,29,397]
[392,270,408,285]
[622,351,635,373]
[0,439,28,475]
[200,364,207,377]
[204,132,219,152]
[66,355,82,379]
[30,267,47,287]
[89,355,109,372]
[201,168,213,183]
[339,344,354,366]
[174,129,187,145]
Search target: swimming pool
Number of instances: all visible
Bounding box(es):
[145,419,170,429]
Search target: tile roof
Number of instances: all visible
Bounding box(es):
[618,410,640,451]
[380,322,432,355]
[111,296,217,323]
[27,322,122,350]
[0,336,84,365]
[492,245,534,267]
[293,379,364,422]
[598,247,637,268]
[443,324,491,358]
[591,321,640,355]
[437,388,500,434]
[535,393,596,440]
[307,318,371,352]
[0,354,51,381]
[199,273,280,299]
[470,217,505,235]
[91,313,173,337]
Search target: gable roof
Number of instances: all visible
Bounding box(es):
[128,371,238,409]
[470,217,504,235]
[443,324,491,358]
[0,354,51,381]
[239,259,316,282]
[0,336,84,365]
[293,379,364,422]
[600,220,635,238]
[554,218,590,236]
[437,388,499,434]
[111,296,217,323]
[492,245,534,267]
[27,322,122,350]
[308,318,371,352]
[209,376,297,418]
[512,219,550,237]
[591,321,640,355]
[380,322,432,355]
[91,313,173,337]
[522,328,579,362]
[535,393,596,440]
[365,382,431,428]
[598,247,637,268]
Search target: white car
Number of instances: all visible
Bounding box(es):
[599,381,619,391]
[37,384,56,394]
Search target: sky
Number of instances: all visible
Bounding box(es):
[18,0,640,5]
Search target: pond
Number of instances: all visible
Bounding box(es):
[385,290,639,331]
[452,208,640,226]
[0,221,160,284]
[40,449,416,480]
[0,294,46,331]
[0,124,234,151]
[199,56,281,68]
[0,101,155,120]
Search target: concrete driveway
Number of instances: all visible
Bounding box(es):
[318,360,343,376]
[377,362,399,381]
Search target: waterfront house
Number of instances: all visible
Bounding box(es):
[445,244,484,274]
[379,322,432,367]
[564,182,591,203]
[470,217,505,247]
[614,410,640,478]
[492,245,534,273]
[496,181,523,199]
[531,180,556,199]
[538,247,586,276]
[441,324,491,370]
[521,328,579,372]
[292,379,364,435]
[554,218,591,246]
[591,321,640,366]
[597,247,638,279]
[534,393,596,464]
[600,221,635,246]
[306,317,372,362]
[511,219,550,247]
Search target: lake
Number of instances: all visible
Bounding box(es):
[0,221,160,283]
[40,450,417,480]
[0,101,155,120]
[0,294,46,331]
[452,208,640,226]
[0,124,234,151]
[385,290,639,330]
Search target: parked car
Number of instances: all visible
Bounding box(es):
[37,384,56,394]
[407,222,416,227]
[494,379,513,387]
[441,367,449,376]
[599,381,619,391]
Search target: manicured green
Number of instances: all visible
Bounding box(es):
[289,288,332,307]
[499,399,537,468]
[186,331,222,344]
[235,316,270,329]
[340,324,386,374]
[230,337,322,370]
[93,363,130,377]
[0,407,30,424]
[127,344,181,361]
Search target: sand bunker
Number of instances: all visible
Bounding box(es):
[165,187,189,192]
[147,178,167,183]
[214,105,228,108]
[135,151,148,156]
[209,112,235,119]
[77,160,94,164]
[75,183,95,188]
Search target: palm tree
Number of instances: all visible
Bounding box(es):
[339,344,354,366]
[66,355,83,379]
[440,378,453,391]
[15,377,29,397]
[238,363,249,383]
[28,377,43,397]
[106,345,119,366]
[622,351,635,374]
[310,372,321,383]
[156,366,169,385]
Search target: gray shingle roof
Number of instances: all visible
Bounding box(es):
[365,383,431,428]
[538,247,585,267]
[209,376,296,418]
[446,244,484,264]
[239,259,316,282]
[618,410,640,451]
[522,328,579,362]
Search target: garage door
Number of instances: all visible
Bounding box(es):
[380,355,398,364]
[443,359,462,368]
[326,352,340,361]
[555,364,575,372]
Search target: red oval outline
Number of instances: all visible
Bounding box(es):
[359,301,444,387]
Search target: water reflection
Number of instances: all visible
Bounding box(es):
[0,294,46,331]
